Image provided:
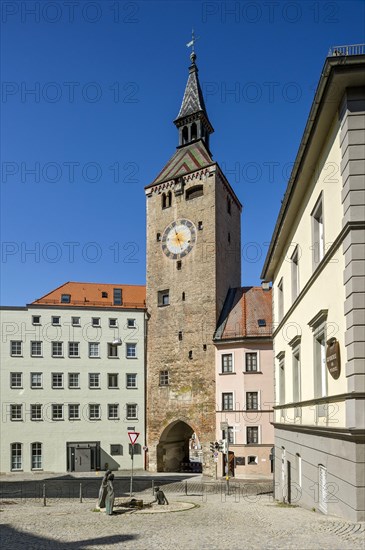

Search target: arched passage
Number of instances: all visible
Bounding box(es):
[156,420,194,472]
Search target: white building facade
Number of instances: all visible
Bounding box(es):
[1,282,146,474]
[261,47,365,521]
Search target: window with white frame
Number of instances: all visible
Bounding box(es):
[68,404,80,420]
[127,318,136,328]
[221,354,233,373]
[109,318,118,328]
[126,373,137,388]
[278,278,284,322]
[108,373,118,388]
[31,341,42,357]
[31,372,42,388]
[126,343,137,358]
[68,342,79,357]
[246,426,259,444]
[11,341,22,356]
[291,246,299,302]
[10,372,22,388]
[278,353,285,405]
[108,404,119,419]
[245,352,258,372]
[126,403,137,419]
[89,373,100,388]
[71,316,80,326]
[52,373,63,389]
[30,404,42,421]
[292,347,301,403]
[89,342,100,358]
[246,391,259,410]
[52,342,63,357]
[222,426,234,445]
[309,311,328,400]
[31,442,42,469]
[11,443,22,470]
[89,404,100,420]
[312,193,325,268]
[68,373,80,388]
[52,404,63,420]
[32,315,41,325]
[222,392,233,411]
[159,370,169,386]
[52,316,61,326]
[92,317,100,327]
[10,404,22,421]
[108,344,118,358]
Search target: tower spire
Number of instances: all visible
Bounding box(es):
[174,33,214,148]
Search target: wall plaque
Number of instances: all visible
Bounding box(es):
[326,337,341,380]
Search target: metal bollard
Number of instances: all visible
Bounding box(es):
[79,483,82,503]
[152,479,155,496]
[185,480,188,496]
[43,483,46,507]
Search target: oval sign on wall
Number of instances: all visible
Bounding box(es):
[326,337,341,380]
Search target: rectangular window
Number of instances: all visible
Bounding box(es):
[11,443,22,470]
[31,341,42,357]
[248,455,258,465]
[10,372,22,388]
[222,392,233,411]
[113,288,122,305]
[68,342,79,357]
[312,194,325,268]
[293,348,301,403]
[108,373,118,388]
[52,404,63,420]
[247,426,259,444]
[10,404,22,421]
[126,404,137,419]
[68,404,80,420]
[108,404,119,419]
[52,316,61,326]
[245,352,258,372]
[315,331,327,398]
[71,316,80,326]
[11,341,22,356]
[52,342,63,357]
[279,356,285,405]
[108,344,118,358]
[61,294,71,303]
[291,247,299,302]
[31,443,42,469]
[89,373,100,388]
[278,278,284,322]
[221,354,233,373]
[89,404,100,420]
[126,343,137,358]
[110,444,122,455]
[92,317,100,327]
[223,427,234,445]
[158,289,170,306]
[31,404,42,421]
[31,373,42,388]
[52,373,63,389]
[159,370,169,386]
[109,318,118,328]
[127,318,136,328]
[246,392,259,410]
[68,373,80,388]
[126,373,137,388]
[89,342,100,358]
[32,315,41,325]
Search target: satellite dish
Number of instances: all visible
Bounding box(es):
[112,338,122,346]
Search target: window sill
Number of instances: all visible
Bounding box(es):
[11,387,23,390]
[10,419,23,422]
[68,356,80,359]
[69,418,81,421]
[31,468,43,471]
[126,387,138,390]
[31,356,43,358]
[31,387,43,390]
[107,357,119,360]
[52,356,64,359]
[68,387,80,390]
[89,357,100,359]
[243,371,262,374]
[89,418,101,421]
[52,419,64,421]
[126,357,138,360]
[158,304,170,308]
[89,387,101,390]
[126,418,138,421]
[219,372,236,375]
[108,386,119,390]
[31,419,43,422]
[11,469,23,472]
[108,417,120,421]
[11,355,23,358]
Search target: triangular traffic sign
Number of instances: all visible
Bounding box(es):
[128,431,140,445]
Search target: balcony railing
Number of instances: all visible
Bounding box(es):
[328,44,365,57]
[33,299,146,308]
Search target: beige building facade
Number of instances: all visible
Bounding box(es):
[261,46,365,521]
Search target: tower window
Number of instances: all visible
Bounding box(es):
[203,344,207,351]
[182,292,186,301]
[102,291,108,298]
[186,185,203,201]
[227,198,231,215]
[188,350,193,359]
[162,193,166,209]
[159,370,169,386]
[191,122,197,141]
[258,319,266,327]
[178,331,183,341]
[166,191,172,208]
[182,126,189,144]
[158,290,170,306]
[198,221,203,230]
[176,260,182,270]
[228,232,231,243]
[156,232,161,242]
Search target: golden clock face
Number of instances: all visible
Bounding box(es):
[162,219,196,259]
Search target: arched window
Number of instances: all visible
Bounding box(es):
[167,191,172,207]
[186,185,204,200]
[191,122,197,141]
[182,126,189,144]
[161,193,167,209]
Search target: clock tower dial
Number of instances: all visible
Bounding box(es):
[162,219,196,259]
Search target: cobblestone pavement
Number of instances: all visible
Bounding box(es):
[1,489,364,550]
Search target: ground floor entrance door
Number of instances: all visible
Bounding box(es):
[67,442,100,472]
[74,448,91,472]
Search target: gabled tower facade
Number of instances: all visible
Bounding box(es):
[145,51,241,473]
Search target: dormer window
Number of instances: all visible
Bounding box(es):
[61,294,71,303]
[113,288,122,305]
[102,291,108,298]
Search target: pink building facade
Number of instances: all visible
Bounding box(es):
[214,287,274,477]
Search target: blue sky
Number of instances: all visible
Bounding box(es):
[1,0,364,305]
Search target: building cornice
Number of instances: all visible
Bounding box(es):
[272,422,365,442]
[273,392,365,410]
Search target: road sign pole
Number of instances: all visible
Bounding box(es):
[130,444,134,497]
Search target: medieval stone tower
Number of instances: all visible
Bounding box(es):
[145,50,241,472]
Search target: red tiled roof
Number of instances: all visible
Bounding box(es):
[31,282,146,309]
[220,286,272,339]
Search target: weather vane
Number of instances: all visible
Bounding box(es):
[186,29,200,53]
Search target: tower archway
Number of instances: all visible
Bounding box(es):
[156,420,194,472]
